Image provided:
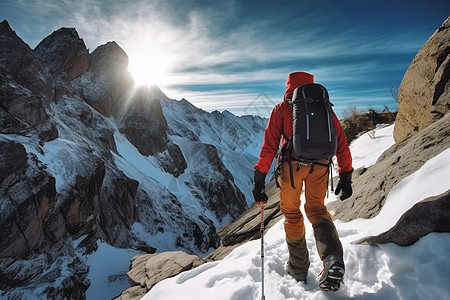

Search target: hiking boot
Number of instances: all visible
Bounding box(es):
[286,263,307,283]
[318,258,345,292]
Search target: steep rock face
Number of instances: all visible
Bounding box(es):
[117,87,170,156]
[0,140,57,258]
[0,20,54,137]
[187,143,247,223]
[98,168,138,246]
[74,41,133,117]
[34,27,89,79]
[394,17,450,142]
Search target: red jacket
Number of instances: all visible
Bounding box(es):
[254,99,353,175]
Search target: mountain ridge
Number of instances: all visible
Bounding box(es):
[0,19,266,299]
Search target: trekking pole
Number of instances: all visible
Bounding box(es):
[260,203,266,300]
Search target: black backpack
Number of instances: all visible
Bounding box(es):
[276,83,337,189]
[291,83,337,161]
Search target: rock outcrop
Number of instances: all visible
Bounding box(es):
[0,141,56,258]
[0,20,54,138]
[357,189,450,246]
[115,251,205,299]
[394,17,450,142]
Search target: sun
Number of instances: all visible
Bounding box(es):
[127,50,173,88]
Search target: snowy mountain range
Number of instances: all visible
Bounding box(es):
[0,20,266,298]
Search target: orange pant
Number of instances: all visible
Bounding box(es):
[278,162,331,241]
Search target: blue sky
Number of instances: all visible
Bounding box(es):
[1,0,449,118]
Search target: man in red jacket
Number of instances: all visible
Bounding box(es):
[253,71,353,292]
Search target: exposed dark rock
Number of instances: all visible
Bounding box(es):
[356,189,450,246]
[98,169,138,247]
[0,140,56,259]
[156,142,187,177]
[34,27,89,79]
[0,20,53,133]
[75,41,134,117]
[58,156,105,238]
[188,143,247,223]
[117,88,169,156]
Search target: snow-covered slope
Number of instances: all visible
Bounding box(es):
[142,124,450,300]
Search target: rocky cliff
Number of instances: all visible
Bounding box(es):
[0,20,266,299]
[394,16,450,142]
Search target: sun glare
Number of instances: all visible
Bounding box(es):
[128,51,173,88]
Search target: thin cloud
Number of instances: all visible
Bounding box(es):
[1,0,446,117]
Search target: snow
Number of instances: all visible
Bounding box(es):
[142,123,450,300]
[349,124,395,170]
[86,241,140,299]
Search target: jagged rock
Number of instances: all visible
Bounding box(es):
[188,142,248,223]
[328,112,450,221]
[394,17,450,142]
[89,41,129,76]
[117,87,169,156]
[75,41,134,117]
[115,251,205,300]
[0,140,56,258]
[357,189,450,246]
[34,27,89,79]
[98,169,138,247]
[0,20,53,133]
[58,156,105,237]
[135,186,220,254]
[156,142,187,177]
[0,240,90,299]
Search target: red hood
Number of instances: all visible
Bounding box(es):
[283,72,314,100]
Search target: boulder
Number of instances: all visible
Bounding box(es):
[394,17,450,142]
[115,251,205,300]
[34,27,89,79]
[357,189,450,246]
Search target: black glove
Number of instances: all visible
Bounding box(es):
[335,171,353,201]
[252,169,268,204]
